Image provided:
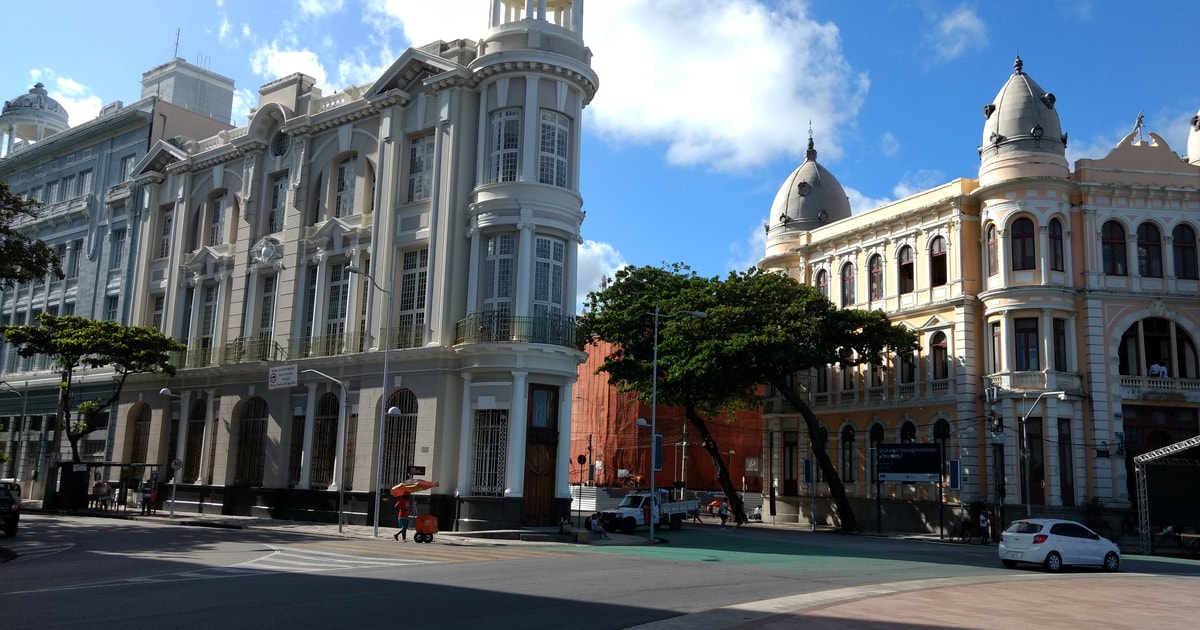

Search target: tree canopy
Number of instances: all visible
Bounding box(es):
[577,265,919,532]
[0,314,186,462]
[0,182,62,289]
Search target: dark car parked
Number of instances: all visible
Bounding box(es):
[0,484,20,537]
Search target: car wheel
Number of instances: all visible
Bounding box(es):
[1043,551,1063,572]
[1002,559,1018,568]
[1103,551,1120,572]
[620,517,637,534]
[669,515,683,530]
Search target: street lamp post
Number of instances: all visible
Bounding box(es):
[157,387,183,517]
[301,370,349,533]
[347,261,395,538]
[1,381,28,481]
[1019,391,1066,517]
[643,304,706,544]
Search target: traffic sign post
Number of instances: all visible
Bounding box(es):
[168,458,184,517]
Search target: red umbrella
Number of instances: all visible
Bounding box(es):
[391,479,438,497]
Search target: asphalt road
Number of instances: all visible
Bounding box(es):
[3,514,1200,629]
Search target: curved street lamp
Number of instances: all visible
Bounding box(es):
[1019,391,1067,517]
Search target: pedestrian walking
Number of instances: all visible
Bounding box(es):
[718,500,729,531]
[979,510,990,544]
[988,509,998,542]
[394,494,414,541]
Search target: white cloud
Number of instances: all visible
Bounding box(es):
[231,88,256,126]
[891,169,948,200]
[585,0,867,174]
[880,132,900,157]
[218,15,233,44]
[576,240,628,310]
[28,70,102,126]
[844,186,892,215]
[250,43,328,89]
[931,6,987,60]
[300,0,345,18]
[727,222,768,273]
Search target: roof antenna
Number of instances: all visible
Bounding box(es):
[174,28,180,58]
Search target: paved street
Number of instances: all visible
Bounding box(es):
[3,512,1200,629]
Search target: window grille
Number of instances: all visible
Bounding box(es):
[234,397,269,487]
[310,392,339,489]
[470,410,508,496]
[130,405,151,464]
[287,414,305,488]
[381,390,419,488]
[183,400,206,481]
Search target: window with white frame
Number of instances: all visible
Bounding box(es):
[105,295,119,321]
[200,285,218,350]
[67,239,82,279]
[1014,317,1039,371]
[45,181,58,203]
[930,237,948,286]
[335,156,356,218]
[326,263,350,341]
[61,175,74,200]
[158,209,173,259]
[151,295,165,332]
[269,174,287,233]
[120,155,137,180]
[484,234,514,313]
[208,193,226,246]
[407,132,434,202]
[259,275,277,343]
[77,169,93,196]
[538,110,569,187]
[840,263,855,306]
[109,228,126,270]
[533,236,565,317]
[396,249,428,348]
[488,108,521,183]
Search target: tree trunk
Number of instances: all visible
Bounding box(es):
[770,376,859,532]
[683,403,747,526]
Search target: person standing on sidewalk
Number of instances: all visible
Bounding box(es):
[978,510,990,544]
[393,494,414,541]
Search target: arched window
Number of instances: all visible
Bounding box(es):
[898,246,914,294]
[840,263,855,307]
[931,332,949,381]
[1048,219,1064,271]
[334,155,357,218]
[381,389,419,487]
[234,397,269,487]
[1118,317,1199,379]
[1137,222,1163,278]
[986,225,998,276]
[1011,217,1035,270]
[1102,221,1127,276]
[900,421,917,444]
[1173,224,1199,280]
[868,254,883,301]
[840,426,857,483]
[815,269,829,298]
[929,237,947,287]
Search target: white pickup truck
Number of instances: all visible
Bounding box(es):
[599,492,697,534]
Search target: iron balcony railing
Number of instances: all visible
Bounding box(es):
[288,332,366,359]
[221,337,287,364]
[455,311,576,348]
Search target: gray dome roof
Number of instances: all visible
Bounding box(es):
[769,135,851,230]
[2,82,69,127]
[978,56,1068,183]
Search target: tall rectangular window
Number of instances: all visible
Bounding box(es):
[990,321,1002,374]
[1014,317,1040,371]
[151,295,165,332]
[159,209,173,259]
[406,133,434,202]
[488,109,521,183]
[470,410,508,496]
[538,110,570,188]
[533,236,565,317]
[1053,318,1067,372]
[45,181,58,204]
[200,285,218,355]
[109,228,127,270]
[120,155,137,179]
[1048,219,1065,271]
[269,174,287,233]
[259,275,276,342]
[76,170,93,196]
[67,239,82,279]
[396,249,428,348]
[61,175,74,200]
[326,263,349,344]
[484,234,514,313]
[105,295,119,321]
[335,157,356,218]
[208,194,226,246]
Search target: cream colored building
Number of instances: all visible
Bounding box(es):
[111,0,597,530]
[760,57,1200,532]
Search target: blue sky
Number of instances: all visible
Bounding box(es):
[6,1,1199,307]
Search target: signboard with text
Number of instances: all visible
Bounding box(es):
[268,364,298,390]
[876,443,941,482]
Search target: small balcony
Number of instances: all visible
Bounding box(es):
[288,332,366,359]
[455,311,577,348]
[221,337,287,364]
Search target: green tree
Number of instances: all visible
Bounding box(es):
[0,182,62,288]
[577,265,918,532]
[0,314,186,463]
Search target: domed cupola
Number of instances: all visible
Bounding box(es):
[769,133,852,232]
[978,56,1068,186]
[1188,106,1200,167]
[1,83,70,154]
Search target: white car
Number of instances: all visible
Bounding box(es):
[998,518,1120,572]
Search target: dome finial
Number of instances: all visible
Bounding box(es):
[805,120,817,161]
[1013,53,1023,75]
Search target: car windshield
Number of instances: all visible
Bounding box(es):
[0,488,14,501]
[1005,521,1043,534]
[617,495,644,508]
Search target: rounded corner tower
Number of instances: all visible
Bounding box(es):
[978,56,1068,187]
[1,82,70,155]
[762,134,852,267]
